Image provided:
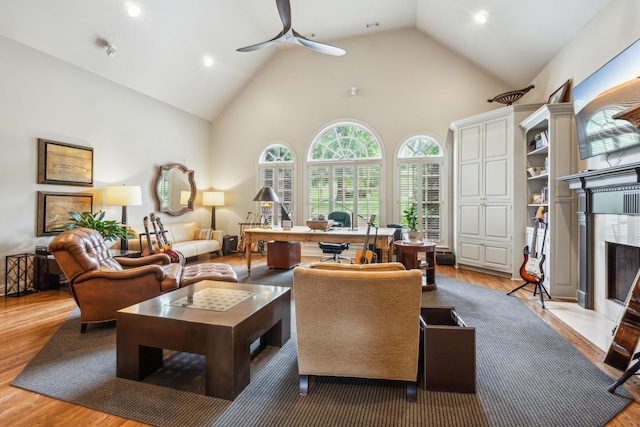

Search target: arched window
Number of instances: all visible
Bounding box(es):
[307,122,382,227]
[259,144,294,226]
[397,135,445,244]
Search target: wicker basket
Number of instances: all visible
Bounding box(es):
[306,220,331,231]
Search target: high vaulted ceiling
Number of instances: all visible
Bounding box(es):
[0,0,610,121]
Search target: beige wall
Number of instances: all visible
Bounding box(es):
[0,35,212,290]
[209,28,509,237]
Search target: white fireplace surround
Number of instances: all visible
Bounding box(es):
[594,214,640,322]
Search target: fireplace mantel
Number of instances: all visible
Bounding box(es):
[559,161,640,308]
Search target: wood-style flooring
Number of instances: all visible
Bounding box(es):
[1,253,639,426]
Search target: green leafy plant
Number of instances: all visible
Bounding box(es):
[403,204,419,232]
[62,211,131,242]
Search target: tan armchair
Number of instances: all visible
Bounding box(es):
[49,228,182,333]
[293,262,423,401]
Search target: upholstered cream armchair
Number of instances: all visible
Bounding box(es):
[293,262,423,401]
[49,228,182,333]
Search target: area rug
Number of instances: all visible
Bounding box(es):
[11,273,632,427]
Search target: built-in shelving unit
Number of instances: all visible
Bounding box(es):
[520,103,578,299]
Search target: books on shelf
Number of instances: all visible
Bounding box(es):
[531,130,549,150]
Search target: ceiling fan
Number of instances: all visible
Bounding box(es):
[236,0,346,56]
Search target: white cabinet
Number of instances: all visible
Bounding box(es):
[452,104,541,277]
[520,103,577,299]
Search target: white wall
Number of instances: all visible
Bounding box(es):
[528,0,640,170]
[209,28,510,238]
[0,35,211,292]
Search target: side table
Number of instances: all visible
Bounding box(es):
[393,241,437,291]
[5,253,37,296]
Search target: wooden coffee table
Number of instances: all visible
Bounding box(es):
[116,280,291,400]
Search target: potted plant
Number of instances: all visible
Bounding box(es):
[403,204,421,242]
[61,211,131,243]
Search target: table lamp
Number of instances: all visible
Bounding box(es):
[203,191,225,229]
[106,185,142,251]
[253,186,279,228]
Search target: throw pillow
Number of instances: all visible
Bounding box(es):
[196,228,212,240]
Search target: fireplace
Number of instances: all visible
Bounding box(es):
[560,162,640,317]
[606,242,640,303]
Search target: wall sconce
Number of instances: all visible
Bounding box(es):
[252,186,279,228]
[106,184,142,251]
[202,191,225,230]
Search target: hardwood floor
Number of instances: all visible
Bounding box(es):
[1,253,639,426]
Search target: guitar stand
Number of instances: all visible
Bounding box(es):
[608,352,640,393]
[507,280,551,309]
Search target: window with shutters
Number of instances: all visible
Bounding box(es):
[397,136,443,243]
[259,144,294,226]
[307,122,382,227]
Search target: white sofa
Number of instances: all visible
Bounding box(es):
[124,222,224,259]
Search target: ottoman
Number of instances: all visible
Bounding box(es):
[180,263,238,286]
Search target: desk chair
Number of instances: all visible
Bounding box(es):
[319,211,352,263]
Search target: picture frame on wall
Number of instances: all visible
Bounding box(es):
[38,138,94,186]
[37,191,93,236]
[547,79,571,104]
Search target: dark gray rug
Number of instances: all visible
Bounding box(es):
[11,271,632,426]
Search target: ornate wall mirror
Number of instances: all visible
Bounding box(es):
[155,163,196,216]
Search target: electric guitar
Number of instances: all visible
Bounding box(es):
[519,207,545,284]
[141,216,155,256]
[355,215,377,264]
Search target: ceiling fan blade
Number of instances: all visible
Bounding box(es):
[236,40,277,52]
[276,0,292,33]
[236,30,285,52]
[293,30,346,56]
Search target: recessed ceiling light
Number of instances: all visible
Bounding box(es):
[126,2,141,18]
[203,56,214,67]
[474,10,488,24]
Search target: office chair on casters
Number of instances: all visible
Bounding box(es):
[319,211,352,263]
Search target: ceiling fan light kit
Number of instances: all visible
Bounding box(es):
[236,0,345,56]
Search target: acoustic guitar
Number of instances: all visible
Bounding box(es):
[604,268,640,371]
[141,216,154,256]
[519,206,545,284]
[154,215,182,263]
[355,215,376,264]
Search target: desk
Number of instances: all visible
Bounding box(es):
[243,226,397,274]
[394,241,437,291]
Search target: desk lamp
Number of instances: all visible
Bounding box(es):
[253,186,279,228]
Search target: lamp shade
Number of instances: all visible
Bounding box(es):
[253,186,279,203]
[180,191,191,205]
[203,191,225,206]
[106,185,142,206]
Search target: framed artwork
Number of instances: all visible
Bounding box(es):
[37,191,93,236]
[548,79,571,104]
[38,138,94,186]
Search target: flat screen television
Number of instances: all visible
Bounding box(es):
[573,37,640,160]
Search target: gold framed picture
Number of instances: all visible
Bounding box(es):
[38,138,93,186]
[37,191,93,236]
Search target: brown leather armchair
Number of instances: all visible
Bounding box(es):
[49,228,182,333]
